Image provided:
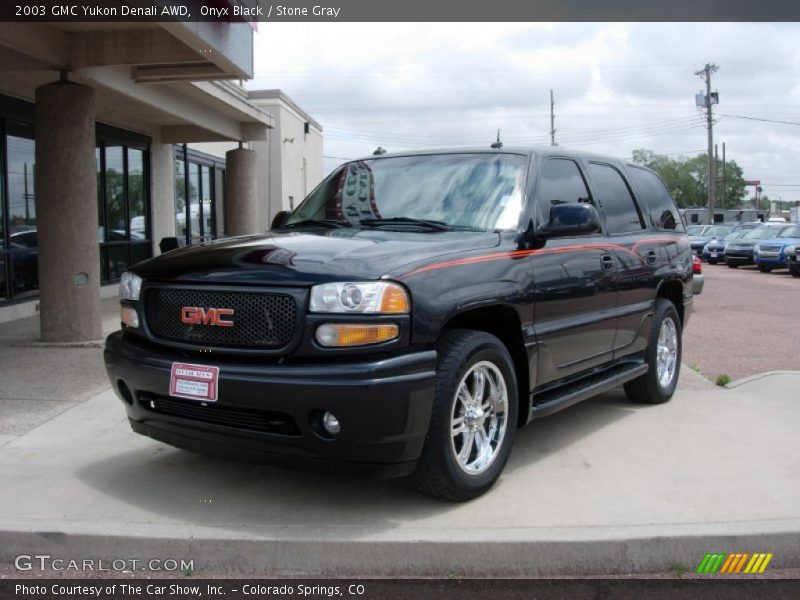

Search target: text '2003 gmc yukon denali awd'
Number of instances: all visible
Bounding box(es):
[104,148,692,501]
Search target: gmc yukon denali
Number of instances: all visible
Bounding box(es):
[104,148,692,501]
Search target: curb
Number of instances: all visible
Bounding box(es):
[726,370,800,389]
[2,522,799,576]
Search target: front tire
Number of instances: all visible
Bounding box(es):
[412,329,518,501]
[727,262,739,268]
[758,264,772,273]
[624,298,682,405]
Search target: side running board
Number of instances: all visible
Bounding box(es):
[530,362,649,419]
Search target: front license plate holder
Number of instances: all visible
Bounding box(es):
[169,362,219,402]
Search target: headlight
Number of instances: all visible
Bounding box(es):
[309,282,410,314]
[119,272,142,301]
[784,245,796,257]
[753,245,761,253]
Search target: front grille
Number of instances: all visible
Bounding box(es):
[140,394,301,436]
[144,287,296,348]
[759,244,782,253]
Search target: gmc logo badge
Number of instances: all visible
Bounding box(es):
[180,306,235,328]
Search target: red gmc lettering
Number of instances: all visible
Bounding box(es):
[180,307,235,327]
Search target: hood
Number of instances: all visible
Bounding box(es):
[132,229,501,286]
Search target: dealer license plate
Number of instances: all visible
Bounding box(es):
[710,252,718,258]
[169,362,219,402]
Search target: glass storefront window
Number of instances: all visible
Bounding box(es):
[174,146,225,245]
[128,149,146,239]
[105,145,125,239]
[6,124,38,297]
[96,131,152,284]
[201,165,213,241]
[1,99,153,302]
[0,129,6,300]
[174,157,186,239]
[189,162,201,242]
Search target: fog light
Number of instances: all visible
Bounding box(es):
[120,306,139,328]
[322,411,341,436]
[315,323,399,347]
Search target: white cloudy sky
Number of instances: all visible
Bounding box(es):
[250,22,800,202]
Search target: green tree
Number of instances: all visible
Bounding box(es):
[631,149,747,209]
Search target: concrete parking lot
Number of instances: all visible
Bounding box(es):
[683,262,800,382]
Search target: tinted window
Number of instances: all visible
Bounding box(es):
[587,163,643,234]
[626,166,685,232]
[538,159,591,207]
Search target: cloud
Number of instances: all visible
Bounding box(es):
[251,22,800,198]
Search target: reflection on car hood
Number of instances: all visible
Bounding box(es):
[131,229,502,286]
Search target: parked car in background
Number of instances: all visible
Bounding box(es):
[788,251,800,277]
[686,225,709,236]
[4,229,39,293]
[690,224,732,258]
[754,224,800,272]
[702,229,749,264]
[723,224,789,268]
[692,256,704,294]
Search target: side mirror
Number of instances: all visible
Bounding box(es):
[271,210,290,230]
[538,203,601,239]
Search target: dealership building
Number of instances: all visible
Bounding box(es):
[0,19,323,339]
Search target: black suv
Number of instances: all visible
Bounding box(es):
[104,148,692,501]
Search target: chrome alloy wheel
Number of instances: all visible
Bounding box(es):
[449,361,509,476]
[656,317,678,389]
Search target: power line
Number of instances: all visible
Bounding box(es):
[721,114,800,127]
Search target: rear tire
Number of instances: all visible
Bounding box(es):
[790,265,800,278]
[727,262,738,268]
[708,259,718,265]
[624,298,682,405]
[412,329,518,502]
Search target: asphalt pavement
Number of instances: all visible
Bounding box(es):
[683,263,800,381]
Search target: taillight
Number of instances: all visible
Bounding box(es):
[692,256,702,274]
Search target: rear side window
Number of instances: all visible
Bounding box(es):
[587,163,644,234]
[536,159,592,221]
[626,166,685,232]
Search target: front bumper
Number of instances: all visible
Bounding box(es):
[724,249,754,265]
[692,273,704,295]
[754,253,787,267]
[104,331,437,478]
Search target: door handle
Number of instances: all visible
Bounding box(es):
[601,255,615,271]
[645,250,658,265]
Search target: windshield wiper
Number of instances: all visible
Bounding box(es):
[282,219,350,229]
[359,217,453,231]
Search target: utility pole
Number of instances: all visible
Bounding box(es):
[695,63,718,224]
[550,89,557,146]
[721,142,727,211]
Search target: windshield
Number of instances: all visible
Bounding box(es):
[686,225,705,235]
[704,225,732,237]
[284,153,528,230]
[778,225,800,238]
[743,227,780,240]
[724,230,748,241]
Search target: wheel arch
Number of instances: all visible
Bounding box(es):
[440,304,530,427]
[655,278,685,326]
